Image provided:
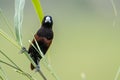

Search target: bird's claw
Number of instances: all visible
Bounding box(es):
[35,65,40,72]
[20,47,28,54]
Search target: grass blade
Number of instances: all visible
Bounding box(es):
[110,0,117,27]
[0,65,8,80]
[14,0,25,46]
[31,0,44,23]
[0,60,19,71]
[0,50,21,70]
[0,50,36,80]
[15,70,36,80]
[33,37,44,58]
[28,40,47,80]
[33,38,60,80]
[110,0,117,17]
[0,9,15,38]
[0,29,20,49]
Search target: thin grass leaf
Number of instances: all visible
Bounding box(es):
[31,0,44,23]
[28,40,40,55]
[0,30,38,80]
[23,51,36,69]
[0,50,37,80]
[28,40,47,80]
[0,29,20,49]
[110,0,117,27]
[15,70,36,80]
[33,37,44,58]
[37,70,47,80]
[0,59,36,80]
[0,29,36,71]
[42,61,60,80]
[0,65,8,80]
[0,59,19,71]
[0,50,21,71]
[29,39,48,66]
[0,9,15,38]
[110,0,117,17]
[14,0,39,73]
[14,0,25,46]
[33,38,60,80]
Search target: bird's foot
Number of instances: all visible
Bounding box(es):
[20,47,28,54]
[35,65,40,72]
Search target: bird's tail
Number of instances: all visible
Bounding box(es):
[30,63,40,71]
[30,63,47,79]
[30,63,35,70]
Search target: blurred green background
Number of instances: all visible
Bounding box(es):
[0,0,120,80]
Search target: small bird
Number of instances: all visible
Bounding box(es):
[28,15,53,70]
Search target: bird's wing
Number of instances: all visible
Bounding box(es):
[28,34,52,52]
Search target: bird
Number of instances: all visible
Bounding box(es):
[28,15,53,70]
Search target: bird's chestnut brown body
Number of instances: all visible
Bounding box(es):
[28,16,53,70]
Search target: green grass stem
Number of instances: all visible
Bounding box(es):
[0,50,36,80]
[33,37,44,58]
[0,0,60,79]
[110,0,117,27]
[33,38,60,80]
[0,65,8,80]
[0,50,21,70]
[15,70,36,80]
[0,9,15,38]
[14,0,25,46]
[0,29,20,49]
[0,59,19,71]
[31,0,44,23]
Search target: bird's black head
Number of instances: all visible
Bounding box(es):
[42,15,53,28]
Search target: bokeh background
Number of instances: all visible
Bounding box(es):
[0,0,120,80]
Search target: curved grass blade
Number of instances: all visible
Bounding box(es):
[28,40,47,80]
[31,0,44,23]
[15,70,36,80]
[0,60,19,71]
[0,50,36,80]
[0,30,38,80]
[0,65,8,80]
[0,59,36,80]
[110,0,117,17]
[0,29,20,49]
[14,0,25,46]
[33,38,60,80]
[0,29,36,69]
[33,37,44,58]
[0,50,21,70]
[110,0,117,27]
[0,9,15,38]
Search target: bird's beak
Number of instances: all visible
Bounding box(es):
[45,17,51,23]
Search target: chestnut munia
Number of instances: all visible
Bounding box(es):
[28,15,53,70]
